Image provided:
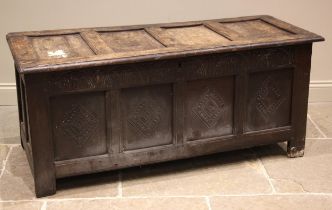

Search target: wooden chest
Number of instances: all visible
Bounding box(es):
[6,15,324,197]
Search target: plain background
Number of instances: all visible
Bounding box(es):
[0,0,331,104]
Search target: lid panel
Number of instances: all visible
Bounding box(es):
[30,34,94,60]
[159,25,231,46]
[219,19,293,39]
[99,29,165,53]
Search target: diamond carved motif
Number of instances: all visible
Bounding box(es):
[192,88,225,128]
[127,99,162,138]
[56,104,98,148]
[255,76,286,119]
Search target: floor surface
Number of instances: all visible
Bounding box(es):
[1,103,332,210]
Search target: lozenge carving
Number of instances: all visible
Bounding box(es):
[56,104,98,147]
[127,99,162,138]
[255,76,286,119]
[192,88,225,128]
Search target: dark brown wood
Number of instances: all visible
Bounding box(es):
[288,44,313,157]
[24,76,56,197]
[14,66,24,149]
[55,127,293,178]
[7,15,324,197]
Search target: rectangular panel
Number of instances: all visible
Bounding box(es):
[99,29,165,53]
[160,25,230,46]
[245,69,293,132]
[51,92,107,160]
[31,34,94,59]
[184,77,234,140]
[121,84,173,151]
[8,36,38,62]
[219,19,293,39]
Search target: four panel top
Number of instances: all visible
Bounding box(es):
[7,15,324,74]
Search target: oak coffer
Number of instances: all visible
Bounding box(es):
[6,15,324,197]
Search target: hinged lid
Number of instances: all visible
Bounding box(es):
[7,15,324,74]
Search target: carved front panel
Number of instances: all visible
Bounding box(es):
[51,92,107,160]
[245,69,292,131]
[121,84,173,150]
[184,77,234,140]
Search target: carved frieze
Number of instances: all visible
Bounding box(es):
[245,47,294,71]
